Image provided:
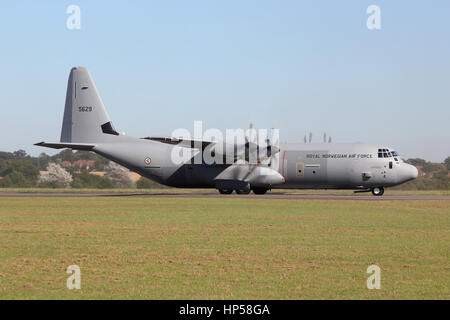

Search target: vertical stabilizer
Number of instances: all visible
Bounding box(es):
[60,67,118,143]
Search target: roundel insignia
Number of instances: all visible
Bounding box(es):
[144,157,151,165]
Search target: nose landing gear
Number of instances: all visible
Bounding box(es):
[371,187,384,196]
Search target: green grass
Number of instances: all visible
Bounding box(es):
[0,197,448,299]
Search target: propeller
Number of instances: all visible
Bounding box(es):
[232,123,282,189]
[268,126,280,168]
[309,131,312,143]
[244,122,258,164]
[266,134,271,158]
[242,123,280,166]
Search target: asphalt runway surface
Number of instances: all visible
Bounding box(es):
[0,192,448,200]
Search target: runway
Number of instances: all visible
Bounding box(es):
[0,192,448,200]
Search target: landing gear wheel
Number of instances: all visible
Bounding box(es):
[252,188,268,195]
[218,189,233,195]
[235,189,251,195]
[371,187,384,196]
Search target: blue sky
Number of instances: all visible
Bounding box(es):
[0,1,449,161]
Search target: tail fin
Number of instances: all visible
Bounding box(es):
[60,67,119,143]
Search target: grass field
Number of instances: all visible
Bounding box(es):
[0,196,449,299]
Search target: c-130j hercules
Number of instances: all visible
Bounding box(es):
[36,67,418,196]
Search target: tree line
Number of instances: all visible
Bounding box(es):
[0,149,165,189]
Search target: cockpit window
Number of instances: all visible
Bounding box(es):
[378,148,395,158]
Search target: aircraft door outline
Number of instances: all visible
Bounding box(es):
[296,162,304,177]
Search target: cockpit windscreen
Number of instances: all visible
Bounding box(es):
[378,149,402,162]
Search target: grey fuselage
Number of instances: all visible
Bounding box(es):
[91,135,418,190]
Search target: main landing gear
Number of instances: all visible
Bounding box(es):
[218,189,233,194]
[217,188,269,195]
[371,187,384,196]
[251,188,268,195]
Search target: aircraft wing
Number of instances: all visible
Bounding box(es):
[142,137,214,150]
[142,136,279,163]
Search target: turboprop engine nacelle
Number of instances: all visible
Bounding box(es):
[247,167,285,187]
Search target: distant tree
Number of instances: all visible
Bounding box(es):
[71,171,114,189]
[0,171,29,187]
[57,149,74,162]
[0,160,38,180]
[445,157,450,171]
[0,160,39,187]
[35,153,51,170]
[405,158,427,167]
[421,162,442,173]
[0,151,14,161]
[37,163,73,188]
[104,162,135,188]
[13,149,28,159]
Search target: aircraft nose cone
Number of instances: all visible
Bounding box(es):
[411,165,418,179]
[400,164,418,182]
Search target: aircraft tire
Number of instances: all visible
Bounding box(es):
[252,188,268,195]
[371,187,384,196]
[235,189,251,195]
[218,189,233,195]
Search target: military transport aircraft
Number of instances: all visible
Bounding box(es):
[36,67,418,196]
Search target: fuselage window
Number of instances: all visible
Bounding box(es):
[389,161,393,169]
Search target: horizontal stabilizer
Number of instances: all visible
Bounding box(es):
[34,141,96,151]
